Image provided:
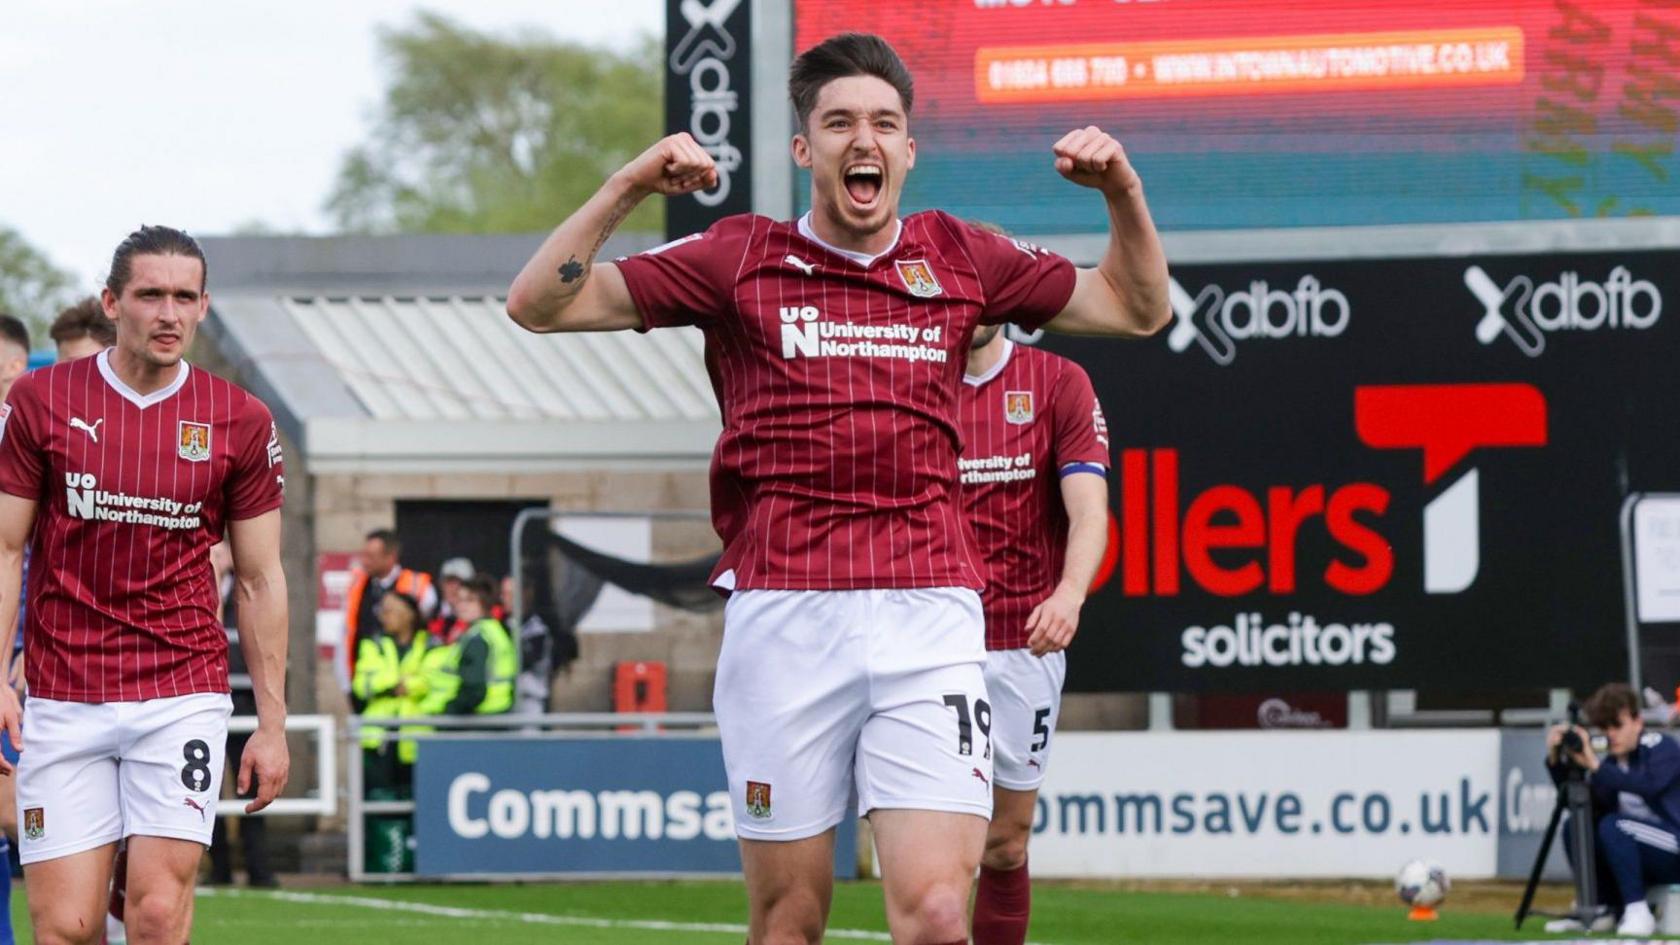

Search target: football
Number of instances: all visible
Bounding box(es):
[1396,859,1450,908]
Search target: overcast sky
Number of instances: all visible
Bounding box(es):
[0,0,664,289]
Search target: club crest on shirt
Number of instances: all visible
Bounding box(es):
[1004,390,1035,425]
[178,421,212,462]
[23,807,42,841]
[745,781,772,820]
[895,259,943,298]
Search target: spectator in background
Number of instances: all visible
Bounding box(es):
[354,592,433,798]
[429,557,474,641]
[48,296,116,361]
[208,542,276,888]
[421,577,517,718]
[503,576,553,716]
[342,529,437,704]
[355,592,433,875]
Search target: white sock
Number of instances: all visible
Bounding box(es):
[1624,901,1653,922]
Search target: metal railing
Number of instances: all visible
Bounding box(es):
[222,714,337,817]
[506,506,714,630]
[344,711,717,882]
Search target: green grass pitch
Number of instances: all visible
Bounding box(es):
[7,880,1597,944]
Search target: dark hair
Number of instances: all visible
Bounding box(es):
[462,576,498,611]
[382,590,424,629]
[50,297,115,347]
[365,528,400,552]
[1585,683,1641,728]
[0,314,28,353]
[788,33,913,131]
[106,225,207,296]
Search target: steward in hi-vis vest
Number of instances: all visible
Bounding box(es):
[352,591,433,793]
[420,577,517,717]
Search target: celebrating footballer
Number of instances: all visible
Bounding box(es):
[507,32,1167,945]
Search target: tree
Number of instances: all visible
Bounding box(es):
[327,13,663,235]
[0,225,75,341]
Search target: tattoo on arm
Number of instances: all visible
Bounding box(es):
[553,196,637,299]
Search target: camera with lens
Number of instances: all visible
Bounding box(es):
[1517,699,1601,929]
[1556,701,1587,769]
[1560,722,1584,754]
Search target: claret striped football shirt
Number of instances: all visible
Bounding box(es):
[958,340,1110,650]
[0,350,284,702]
[616,211,1075,591]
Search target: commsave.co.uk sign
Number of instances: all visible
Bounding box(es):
[413,736,854,877]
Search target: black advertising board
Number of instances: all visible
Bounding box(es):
[665,0,752,240]
[1044,248,1677,693]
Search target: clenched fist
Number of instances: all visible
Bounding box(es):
[616,133,720,198]
[1052,126,1142,196]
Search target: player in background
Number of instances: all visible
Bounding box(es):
[0,226,291,945]
[51,297,118,362]
[0,315,26,393]
[0,313,30,945]
[957,301,1111,945]
[506,33,1167,945]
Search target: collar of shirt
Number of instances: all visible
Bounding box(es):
[964,338,1015,387]
[796,212,903,268]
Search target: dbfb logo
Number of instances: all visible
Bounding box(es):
[1466,264,1662,357]
[1167,274,1350,365]
[670,0,744,208]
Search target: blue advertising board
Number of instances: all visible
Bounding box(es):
[414,736,855,877]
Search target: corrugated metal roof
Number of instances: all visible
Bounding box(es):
[279,295,717,423]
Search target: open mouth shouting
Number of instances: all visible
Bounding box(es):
[842,162,884,213]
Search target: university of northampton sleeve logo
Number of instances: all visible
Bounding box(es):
[895,259,944,298]
[745,781,772,820]
[1004,390,1035,425]
[178,421,212,462]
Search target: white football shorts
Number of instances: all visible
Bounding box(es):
[984,648,1067,791]
[17,692,232,864]
[714,587,994,841]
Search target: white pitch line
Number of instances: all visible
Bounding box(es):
[199,887,1061,945]
[199,887,888,940]
[199,887,1061,934]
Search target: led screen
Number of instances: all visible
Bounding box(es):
[793,0,1676,232]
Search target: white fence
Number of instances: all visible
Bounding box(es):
[222,714,337,818]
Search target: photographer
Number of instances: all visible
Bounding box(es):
[1547,682,1680,936]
